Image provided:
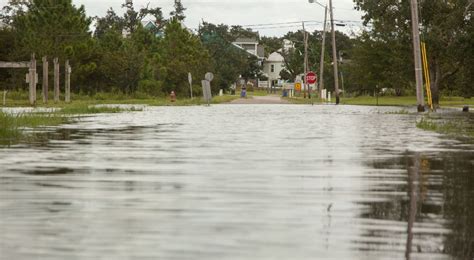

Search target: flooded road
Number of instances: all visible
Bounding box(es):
[1,105,473,260]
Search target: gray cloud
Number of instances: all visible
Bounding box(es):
[0,0,366,36]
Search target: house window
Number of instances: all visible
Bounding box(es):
[271,65,275,73]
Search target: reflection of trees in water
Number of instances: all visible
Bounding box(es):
[364,152,474,259]
[439,152,474,259]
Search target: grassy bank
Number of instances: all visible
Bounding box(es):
[0,103,146,145]
[417,115,474,139]
[341,96,473,107]
[284,95,474,107]
[0,95,239,145]
[0,112,68,145]
[1,91,240,108]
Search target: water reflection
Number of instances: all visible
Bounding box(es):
[0,105,472,259]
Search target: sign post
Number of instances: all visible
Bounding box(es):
[295,82,302,93]
[202,72,214,106]
[188,72,193,99]
[306,71,317,85]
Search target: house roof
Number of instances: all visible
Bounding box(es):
[267,52,284,62]
[141,21,156,27]
[234,37,258,44]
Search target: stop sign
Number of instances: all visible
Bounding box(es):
[306,72,317,84]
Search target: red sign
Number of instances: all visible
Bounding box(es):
[306,72,318,84]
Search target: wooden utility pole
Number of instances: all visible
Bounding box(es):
[65,60,71,103]
[410,0,425,112]
[42,56,48,104]
[302,22,308,99]
[54,58,60,103]
[29,54,37,106]
[329,0,340,104]
[319,5,328,99]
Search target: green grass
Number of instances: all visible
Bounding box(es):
[0,94,239,146]
[340,96,474,107]
[0,111,68,146]
[60,104,142,114]
[2,91,240,108]
[417,117,474,138]
[385,109,410,114]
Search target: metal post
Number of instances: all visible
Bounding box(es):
[319,5,328,99]
[329,0,340,104]
[42,56,48,104]
[410,0,425,112]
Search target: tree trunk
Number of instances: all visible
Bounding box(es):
[431,57,441,107]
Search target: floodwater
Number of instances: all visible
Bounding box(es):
[0,105,473,260]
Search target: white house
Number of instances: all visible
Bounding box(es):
[263,52,285,86]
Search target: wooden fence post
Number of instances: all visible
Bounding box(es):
[54,57,59,103]
[65,60,71,103]
[42,56,48,104]
[3,90,6,106]
[29,54,36,106]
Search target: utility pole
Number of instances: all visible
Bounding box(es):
[329,0,340,104]
[302,22,308,99]
[410,0,425,112]
[319,5,328,99]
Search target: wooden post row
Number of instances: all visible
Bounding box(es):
[29,54,37,106]
[54,58,59,103]
[42,56,48,104]
[65,60,71,103]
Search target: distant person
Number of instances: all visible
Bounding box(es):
[241,85,247,98]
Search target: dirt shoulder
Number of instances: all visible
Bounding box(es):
[229,95,289,104]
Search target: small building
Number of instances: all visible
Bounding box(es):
[263,52,285,87]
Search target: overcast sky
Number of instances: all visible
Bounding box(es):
[0,0,367,36]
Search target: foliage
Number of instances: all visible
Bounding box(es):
[199,22,256,90]
[170,0,186,22]
[157,18,212,95]
[353,0,474,103]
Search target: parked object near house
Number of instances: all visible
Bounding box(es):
[170,91,176,102]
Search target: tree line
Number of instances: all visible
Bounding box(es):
[0,0,472,102]
[0,0,258,97]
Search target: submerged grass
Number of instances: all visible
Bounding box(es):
[0,111,68,145]
[341,96,474,107]
[417,116,474,139]
[0,95,237,146]
[385,109,410,115]
[2,91,240,108]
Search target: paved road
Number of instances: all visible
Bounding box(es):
[229,95,289,104]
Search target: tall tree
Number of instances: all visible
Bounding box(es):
[170,0,186,22]
[8,0,92,60]
[353,0,474,102]
[157,18,211,95]
[199,22,257,90]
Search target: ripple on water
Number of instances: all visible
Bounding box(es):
[0,105,473,260]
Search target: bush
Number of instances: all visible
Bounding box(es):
[138,79,164,97]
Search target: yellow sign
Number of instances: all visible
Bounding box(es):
[295,83,302,92]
